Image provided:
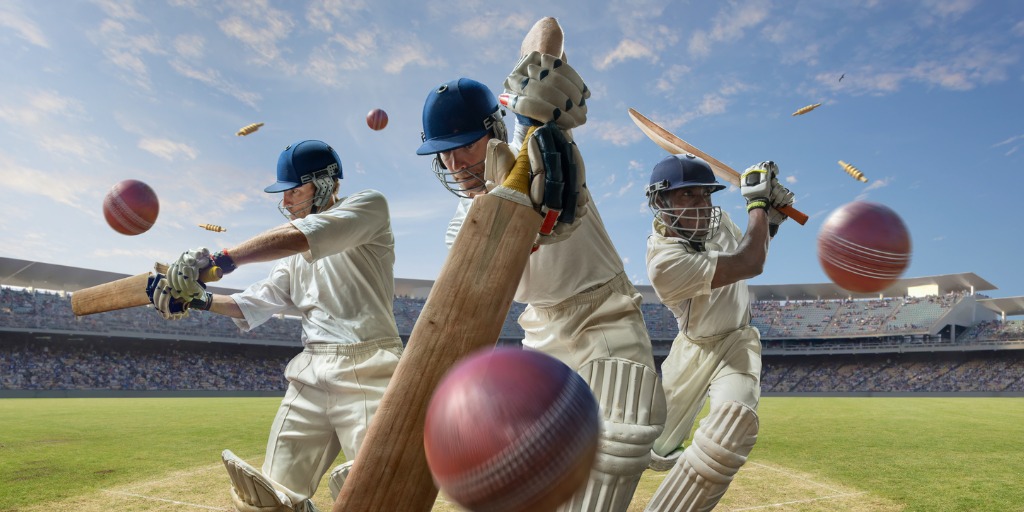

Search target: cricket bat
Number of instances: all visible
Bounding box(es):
[628,107,810,225]
[70,263,222,316]
[334,17,564,512]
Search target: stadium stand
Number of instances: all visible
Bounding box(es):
[2,257,1023,396]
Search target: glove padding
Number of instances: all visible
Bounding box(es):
[485,122,589,245]
[167,247,211,302]
[528,123,589,245]
[767,176,795,236]
[500,51,589,130]
[740,160,778,211]
[146,274,189,320]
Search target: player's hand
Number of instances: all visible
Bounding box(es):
[740,161,777,212]
[146,273,190,320]
[167,247,211,302]
[766,176,795,237]
[499,51,589,130]
[528,122,588,245]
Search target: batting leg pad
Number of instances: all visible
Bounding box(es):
[222,449,317,512]
[644,401,758,512]
[648,448,682,472]
[328,460,353,502]
[558,358,667,512]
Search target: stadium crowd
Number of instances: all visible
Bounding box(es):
[3,286,1023,393]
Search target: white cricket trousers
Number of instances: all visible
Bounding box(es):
[519,272,656,370]
[653,326,761,456]
[262,338,403,501]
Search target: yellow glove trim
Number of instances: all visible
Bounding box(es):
[501,125,537,194]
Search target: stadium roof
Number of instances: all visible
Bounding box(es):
[743,273,997,301]
[977,297,1024,317]
[0,257,1000,303]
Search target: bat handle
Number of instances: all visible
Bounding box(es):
[152,263,224,283]
[779,204,809,225]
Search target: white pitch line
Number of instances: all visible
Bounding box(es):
[104,490,232,511]
[746,461,844,492]
[729,491,868,510]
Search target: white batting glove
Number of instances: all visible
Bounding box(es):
[167,247,210,302]
[147,275,190,320]
[740,161,778,212]
[767,176,795,236]
[500,51,590,130]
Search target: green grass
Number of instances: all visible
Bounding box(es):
[1,397,1022,511]
[0,398,279,507]
[755,397,1024,511]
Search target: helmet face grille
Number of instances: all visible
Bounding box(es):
[432,156,486,199]
[649,191,722,245]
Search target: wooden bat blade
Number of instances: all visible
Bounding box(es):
[628,108,809,225]
[71,272,152,316]
[69,263,222,316]
[521,16,563,57]
[336,194,542,511]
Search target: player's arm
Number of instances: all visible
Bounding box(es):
[710,208,770,289]
[710,161,783,289]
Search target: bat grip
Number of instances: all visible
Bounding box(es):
[780,204,809,225]
[152,263,224,283]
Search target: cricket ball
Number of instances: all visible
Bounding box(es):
[366,108,388,131]
[103,179,159,236]
[817,201,911,293]
[424,347,599,512]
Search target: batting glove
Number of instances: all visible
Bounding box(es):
[500,51,589,130]
[167,247,211,302]
[741,161,777,212]
[146,274,190,320]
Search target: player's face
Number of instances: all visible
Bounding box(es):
[439,134,489,197]
[282,182,317,219]
[663,186,715,233]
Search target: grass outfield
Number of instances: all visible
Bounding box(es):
[2,397,1022,511]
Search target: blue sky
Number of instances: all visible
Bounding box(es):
[1,0,1022,299]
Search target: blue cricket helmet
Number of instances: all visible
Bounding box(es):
[645,154,726,197]
[417,78,502,155]
[265,140,343,193]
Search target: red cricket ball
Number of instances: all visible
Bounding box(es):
[425,347,599,512]
[103,179,159,236]
[366,108,388,131]
[817,201,912,293]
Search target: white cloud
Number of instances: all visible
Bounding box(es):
[594,39,656,71]
[454,13,532,41]
[39,134,111,162]
[218,5,295,67]
[0,8,49,47]
[168,59,262,108]
[0,152,91,209]
[138,138,198,161]
[305,0,369,31]
[580,120,644,147]
[384,43,444,74]
[0,90,80,125]
[91,0,145,20]
[689,0,771,58]
[89,18,166,90]
[785,175,797,184]
[173,34,204,59]
[655,64,692,93]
